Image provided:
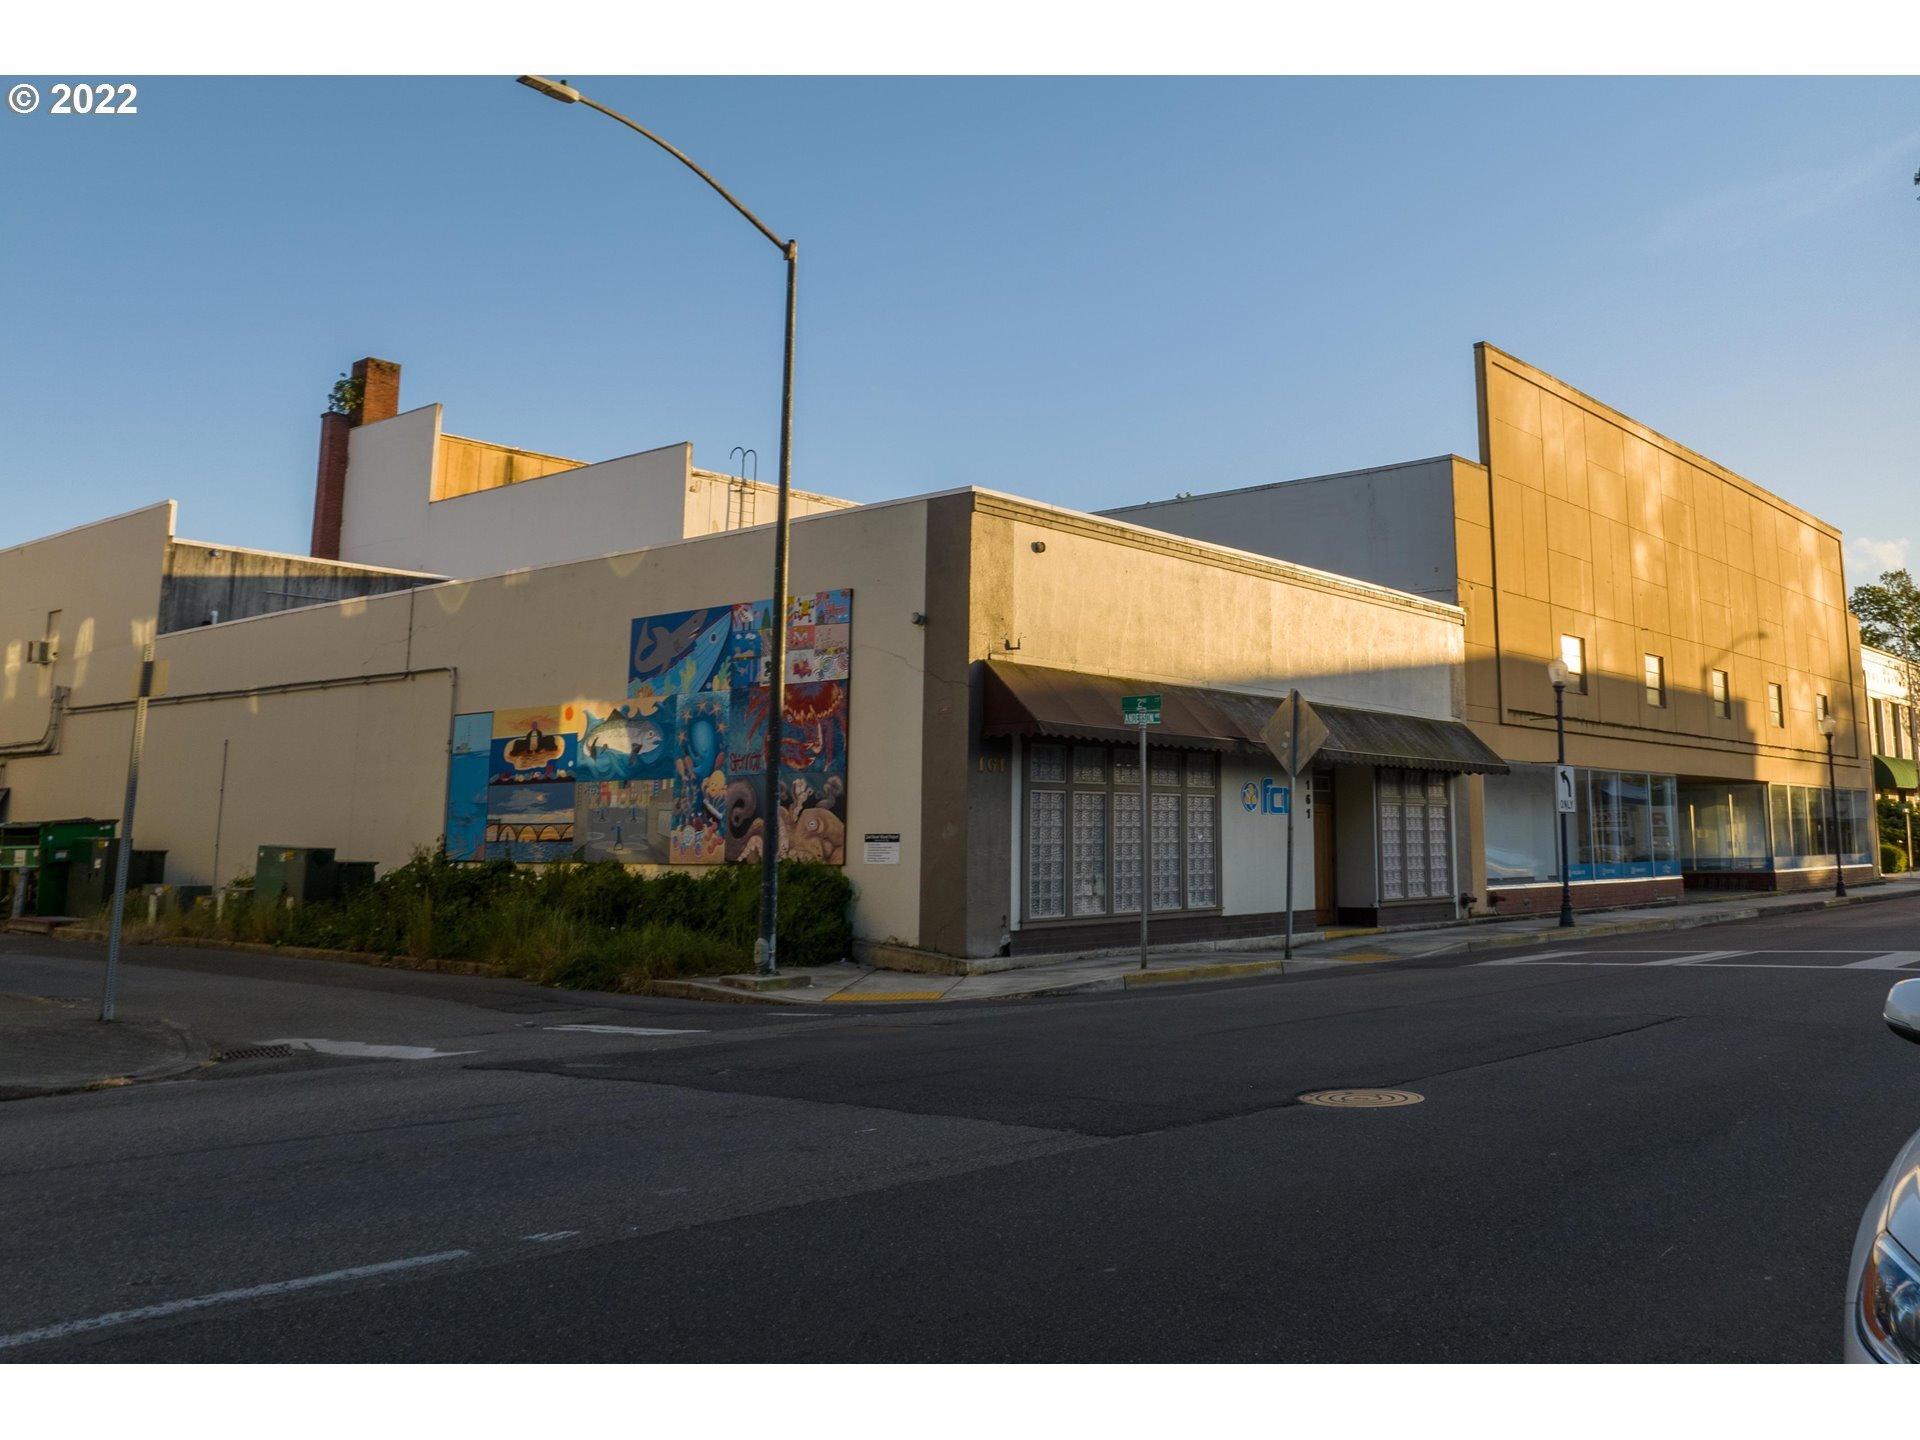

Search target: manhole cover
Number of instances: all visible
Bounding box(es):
[211,1044,296,1063]
[1298,1089,1424,1109]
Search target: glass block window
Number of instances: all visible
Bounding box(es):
[1185,794,1217,907]
[1027,740,1218,923]
[1377,768,1453,903]
[1379,772,1405,902]
[1070,790,1107,916]
[1028,789,1065,919]
[1112,790,1142,913]
[1150,792,1182,910]
[1031,743,1067,785]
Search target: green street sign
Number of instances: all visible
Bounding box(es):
[1122,694,1163,727]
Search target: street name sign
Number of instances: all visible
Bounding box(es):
[1122,694,1162,727]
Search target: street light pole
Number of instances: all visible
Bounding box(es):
[517,76,797,975]
[1547,659,1574,929]
[1821,714,1847,898]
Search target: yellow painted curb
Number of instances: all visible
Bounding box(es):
[1321,928,1383,940]
[823,991,947,1003]
[1124,960,1286,988]
[1333,951,1395,963]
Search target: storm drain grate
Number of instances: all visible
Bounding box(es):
[1298,1089,1425,1109]
[211,1044,296,1063]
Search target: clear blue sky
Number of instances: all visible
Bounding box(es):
[2,76,1915,580]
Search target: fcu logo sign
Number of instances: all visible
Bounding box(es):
[1241,779,1290,815]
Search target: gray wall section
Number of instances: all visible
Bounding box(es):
[1101,457,1463,603]
[918,493,980,957]
[159,543,434,634]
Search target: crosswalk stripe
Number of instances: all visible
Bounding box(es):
[1476,950,1581,966]
[1841,952,1920,970]
[1640,949,1749,966]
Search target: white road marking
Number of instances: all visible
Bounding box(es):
[1842,952,1920,970]
[1640,949,1750,966]
[543,1024,705,1036]
[1476,950,1582,966]
[0,1250,470,1352]
[262,1038,477,1060]
[521,1231,581,1243]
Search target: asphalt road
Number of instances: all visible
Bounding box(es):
[5,897,1920,1362]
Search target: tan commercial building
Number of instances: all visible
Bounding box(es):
[1107,345,1877,914]
[1,362,1502,962]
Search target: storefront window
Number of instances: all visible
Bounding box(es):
[1770,784,1873,867]
[1027,741,1219,923]
[1484,767,1560,885]
[1677,783,1770,871]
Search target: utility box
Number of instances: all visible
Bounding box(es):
[335,861,377,898]
[256,846,339,904]
[62,844,165,916]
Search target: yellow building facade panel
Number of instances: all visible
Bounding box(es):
[1467,344,1866,794]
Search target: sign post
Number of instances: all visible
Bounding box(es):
[1123,695,1162,970]
[1262,690,1328,960]
[103,639,158,1022]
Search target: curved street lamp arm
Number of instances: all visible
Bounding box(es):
[575,95,789,255]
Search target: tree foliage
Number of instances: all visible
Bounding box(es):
[1851,568,1920,657]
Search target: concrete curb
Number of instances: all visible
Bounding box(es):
[0,1012,210,1103]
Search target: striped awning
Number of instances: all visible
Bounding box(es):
[982,661,1507,774]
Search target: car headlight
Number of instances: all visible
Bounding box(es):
[1860,1232,1920,1362]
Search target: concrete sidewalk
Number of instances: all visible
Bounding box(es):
[671,874,1920,1006]
[0,993,209,1101]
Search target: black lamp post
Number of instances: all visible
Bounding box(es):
[1820,713,1848,897]
[517,76,798,976]
[1548,658,1575,928]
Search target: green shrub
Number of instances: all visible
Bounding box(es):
[1882,842,1910,875]
[128,845,854,991]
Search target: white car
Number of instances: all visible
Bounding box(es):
[1845,978,1920,1362]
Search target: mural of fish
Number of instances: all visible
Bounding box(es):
[582,708,664,762]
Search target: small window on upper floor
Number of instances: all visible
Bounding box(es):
[1644,653,1666,709]
[1711,669,1730,720]
[1558,635,1587,696]
[1767,682,1785,729]
[1816,693,1831,723]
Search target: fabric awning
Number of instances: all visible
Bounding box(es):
[982,661,1507,775]
[1875,755,1919,792]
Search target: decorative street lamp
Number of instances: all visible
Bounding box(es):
[1819,713,1848,898]
[1546,658,1575,928]
[517,76,799,976]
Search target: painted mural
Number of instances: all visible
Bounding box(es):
[486,705,582,862]
[443,590,851,868]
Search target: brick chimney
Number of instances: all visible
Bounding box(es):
[352,357,401,427]
[309,357,401,559]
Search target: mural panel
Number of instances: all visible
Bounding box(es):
[446,712,492,861]
[443,590,852,869]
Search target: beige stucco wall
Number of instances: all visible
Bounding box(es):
[990,495,1465,720]
[682,470,856,539]
[1471,343,1870,794]
[7,497,932,946]
[0,505,172,812]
